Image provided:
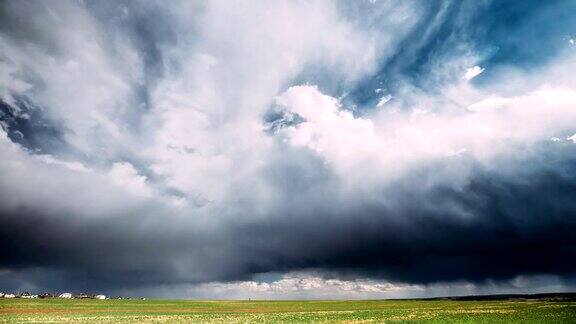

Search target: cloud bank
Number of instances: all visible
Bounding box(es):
[1,0,576,298]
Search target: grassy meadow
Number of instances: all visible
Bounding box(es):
[1,298,575,323]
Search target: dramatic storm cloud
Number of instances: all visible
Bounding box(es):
[1,0,576,298]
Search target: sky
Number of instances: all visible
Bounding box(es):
[1,0,576,299]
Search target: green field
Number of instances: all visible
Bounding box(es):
[1,298,575,323]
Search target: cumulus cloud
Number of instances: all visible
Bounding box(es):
[1,0,576,298]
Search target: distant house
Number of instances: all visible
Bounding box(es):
[20,292,38,299]
[4,294,16,298]
[0,292,4,298]
[39,293,55,298]
[59,293,73,298]
[95,294,106,300]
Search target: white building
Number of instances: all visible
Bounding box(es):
[21,294,38,299]
[4,294,15,298]
[59,293,73,298]
[95,294,106,300]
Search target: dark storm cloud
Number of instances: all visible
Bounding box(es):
[222,143,576,283]
[1,142,575,294]
[1,0,576,297]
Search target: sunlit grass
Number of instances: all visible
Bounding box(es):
[1,298,575,323]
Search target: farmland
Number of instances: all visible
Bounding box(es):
[1,297,575,323]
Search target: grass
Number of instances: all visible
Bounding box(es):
[1,298,575,323]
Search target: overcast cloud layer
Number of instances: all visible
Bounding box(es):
[1,0,576,298]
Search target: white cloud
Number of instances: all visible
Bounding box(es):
[0,128,156,219]
[0,0,573,222]
[464,65,485,80]
[276,85,380,176]
[0,2,138,156]
[137,0,417,204]
[376,94,393,107]
[108,162,152,198]
[0,60,32,106]
[0,0,428,208]
[203,275,422,298]
[273,80,576,191]
[37,155,90,173]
